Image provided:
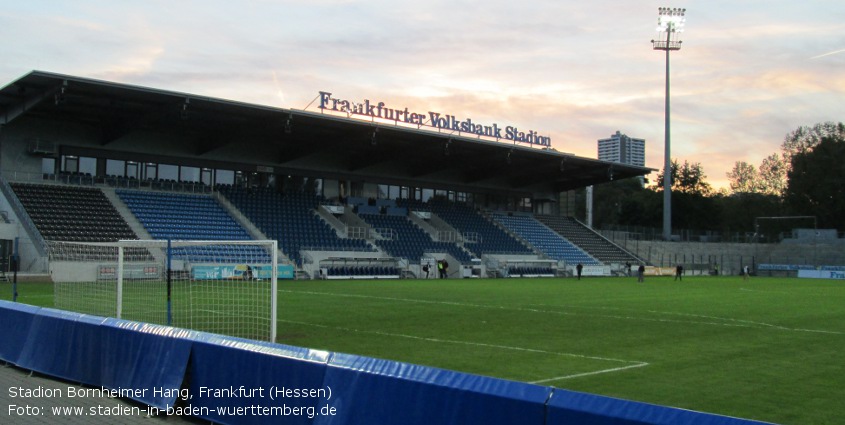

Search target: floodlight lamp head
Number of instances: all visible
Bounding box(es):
[653,7,686,50]
[656,7,686,33]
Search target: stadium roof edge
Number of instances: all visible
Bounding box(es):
[0,70,654,196]
[0,69,290,115]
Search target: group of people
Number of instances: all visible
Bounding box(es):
[620,261,751,281]
[623,261,647,282]
[422,259,449,279]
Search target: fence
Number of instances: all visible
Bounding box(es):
[607,235,845,276]
[0,300,774,425]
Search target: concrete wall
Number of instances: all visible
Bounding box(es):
[613,238,845,275]
[0,189,47,273]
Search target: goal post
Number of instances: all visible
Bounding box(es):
[48,239,278,343]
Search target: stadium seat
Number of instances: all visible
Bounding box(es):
[492,212,601,266]
[218,187,375,266]
[535,215,640,264]
[116,189,268,263]
[11,183,138,243]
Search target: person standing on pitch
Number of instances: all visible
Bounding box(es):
[637,264,645,282]
[674,264,683,281]
[576,263,583,280]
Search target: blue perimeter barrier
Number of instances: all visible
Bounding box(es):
[0,300,776,425]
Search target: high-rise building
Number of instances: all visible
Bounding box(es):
[597,131,645,167]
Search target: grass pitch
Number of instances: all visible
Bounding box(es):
[5,275,844,425]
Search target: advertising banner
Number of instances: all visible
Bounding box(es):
[192,264,295,280]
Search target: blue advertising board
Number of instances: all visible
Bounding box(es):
[192,264,295,280]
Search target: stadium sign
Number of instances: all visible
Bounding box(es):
[318,91,551,147]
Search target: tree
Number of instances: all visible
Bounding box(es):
[784,136,845,229]
[726,161,758,194]
[677,161,713,196]
[781,122,845,165]
[655,159,712,196]
[757,153,787,196]
[727,156,787,197]
[588,178,653,229]
[671,190,721,231]
[716,192,784,238]
[653,159,678,192]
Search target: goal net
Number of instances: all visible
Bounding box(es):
[47,239,278,342]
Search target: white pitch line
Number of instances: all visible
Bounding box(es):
[279,292,653,381]
[533,303,845,336]
[281,289,844,335]
[196,309,265,322]
[739,287,791,295]
[786,327,845,335]
[278,318,648,367]
[530,362,650,384]
[280,289,499,310]
[531,303,793,330]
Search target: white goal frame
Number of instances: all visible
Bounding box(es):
[48,239,278,343]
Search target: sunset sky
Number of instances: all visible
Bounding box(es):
[2,1,843,189]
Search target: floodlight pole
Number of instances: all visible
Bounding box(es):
[662,28,673,242]
[652,7,685,241]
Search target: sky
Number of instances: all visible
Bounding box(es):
[1,1,844,190]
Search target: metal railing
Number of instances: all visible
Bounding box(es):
[0,175,47,256]
[2,170,212,194]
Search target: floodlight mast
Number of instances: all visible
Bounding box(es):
[652,7,686,241]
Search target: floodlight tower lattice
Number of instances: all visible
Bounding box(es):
[652,7,686,241]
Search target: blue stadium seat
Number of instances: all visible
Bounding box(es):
[411,199,533,257]
[491,212,601,266]
[218,187,375,266]
[361,213,474,264]
[116,189,268,263]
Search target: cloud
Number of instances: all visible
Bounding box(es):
[1,0,843,191]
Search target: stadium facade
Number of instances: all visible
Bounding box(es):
[0,71,651,278]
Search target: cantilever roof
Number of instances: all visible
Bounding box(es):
[0,71,653,195]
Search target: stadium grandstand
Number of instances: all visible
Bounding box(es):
[0,70,650,279]
[2,72,825,425]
